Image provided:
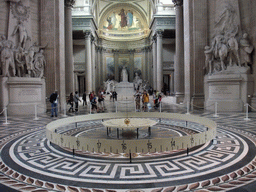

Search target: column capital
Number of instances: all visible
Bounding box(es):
[65,0,76,8]
[172,0,183,7]
[128,49,136,54]
[156,30,164,38]
[84,30,91,39]
[112,49,119,54]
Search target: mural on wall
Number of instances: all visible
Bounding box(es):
[134,56,142,77]
[106,57,114,80]
[103,8,144,31]
[118,57,129,81]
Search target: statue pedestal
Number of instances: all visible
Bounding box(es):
[115,82,134,97]
[0,77,46,115]
[204,74,254,112]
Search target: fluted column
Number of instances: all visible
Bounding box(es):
[65,0,75,96]
[173,0,184,103]
[152,36,157,90]
[156,30,163,92]
[91,36,96,91]
[143,47,148,80]
[85,31,92,94]
[147,46,152,85]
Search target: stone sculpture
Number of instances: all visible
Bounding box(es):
[0,35,16,77]
[12,20,29,48]
[204,4,253,75]
[133,72,142,90]
[33,49,46,78]
[240,33,254,68]
[15,46,26,77]
[121,66,128,82]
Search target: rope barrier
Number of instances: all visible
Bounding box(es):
[248,103,256,111]
[0,108,5,115]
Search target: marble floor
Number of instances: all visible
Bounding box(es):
[1,96,256,192]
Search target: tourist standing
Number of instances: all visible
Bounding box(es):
[73,91,81,112]
[49,90,58,117]
[68,92,74,112]
[112,91,117,102]
[134,90,141,112]
[142,90,149,112]
[82,91,87,106]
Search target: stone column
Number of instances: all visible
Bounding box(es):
[156,30,163,92]
[147,46,152,86]
[129,49,135,82]
[173,0,184,103]
[113,50,119,82]
[91,36,96,91]
[152,36,157,90]
[65,0,75,96]
[85,31,92,94]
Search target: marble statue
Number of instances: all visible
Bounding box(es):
[15,46,26,77]
[133,72,142,90]
[12,20,29,48]
[104,79,117,94]
[204,46,214,74]
[240,33,254,67]
[226,28,240,67]
[121,66,128,82]
[0,35,16,77]
[33,49,46,78]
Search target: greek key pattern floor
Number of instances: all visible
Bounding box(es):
[0,105,256,191]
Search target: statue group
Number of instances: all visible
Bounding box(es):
[204,4,253,75]
[0,20,46,78]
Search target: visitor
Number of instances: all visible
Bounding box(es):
[134,90,141,112]
[142,90,149,112]
[73,91,81,113]
[112,91,117,102]
[49,90,58,117]
[98,89,105,112]
[91,94,98,113]
[82,91,87,106]
[68,92,74,112]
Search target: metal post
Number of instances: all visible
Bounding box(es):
[186,101,190,115]
[117,128,119,139]
[213,102,219,117]
[3,107,9,125]
[89,102,91,114]
[34,104,39,121]
[159,102,162,113]
[115,101,118,113]
[137,128,139,139]
[244,103,250,121]
[63,103,67,117]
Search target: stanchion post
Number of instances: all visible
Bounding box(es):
[115,101,118,113]
[34,104,39,121]
[186,101,190,115]
[89,102,91,114]
[244,103,250,121]
[3,107,10,125]
[63,103,67,117]
[159,102,162,113]
[213,102,219,117]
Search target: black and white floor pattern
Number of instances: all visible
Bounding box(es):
[0,100,256,192]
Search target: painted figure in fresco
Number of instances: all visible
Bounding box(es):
[127,10,133,27]
[107,16,113,30]
[12,20,28,48]
[119,8,127,28]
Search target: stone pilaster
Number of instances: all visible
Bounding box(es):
[41,0,65,111]
[156,30,163,92]
[173,0,184,103]
[65,0,75,96]
[84,31,92,94]
[144,47,149,80]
